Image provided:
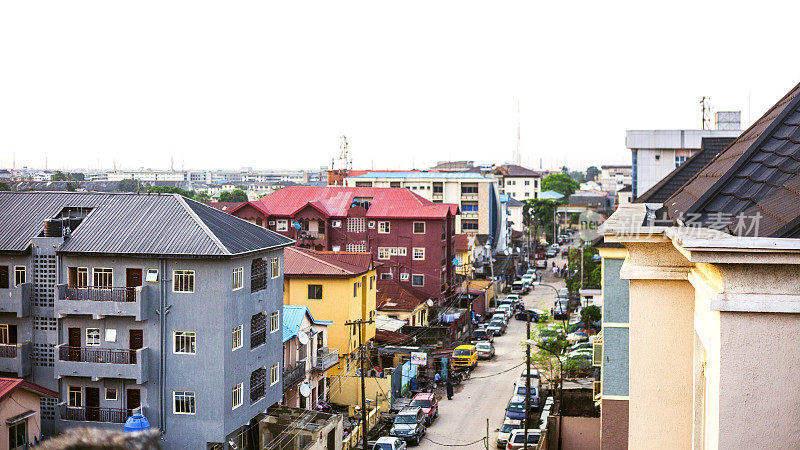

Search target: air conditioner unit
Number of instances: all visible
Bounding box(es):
[593,341,603,367]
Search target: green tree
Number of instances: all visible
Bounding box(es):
[585,166,600,182]
[580,305,602,331]
[144,185,195,198]
[229,189,248,202]
[565,245,600,296]
[117,179,140,192]
[542,173,580,197]
[193,192,211,202]
[50,171,68,181]
[65,182,80,192]
[0,182,10,191]
[568,170,585,183]
[69,172,85,181]
[522,199,559,244]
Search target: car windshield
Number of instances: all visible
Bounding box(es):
[500,423,521,433]
[373,444,394,450]
[476,343,490,350]
[490,320,503,326]
[410,399,431,408]
[394,414,418,424]
[472,331,486,337]
[507,402,525,412]
[512,434,540,444]
[454,349,471,356]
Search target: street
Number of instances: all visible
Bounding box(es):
[420,255,568,449]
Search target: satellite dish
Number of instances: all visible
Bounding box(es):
[298,332,309,345]
[299,383,311,397]
[426,299,434,307]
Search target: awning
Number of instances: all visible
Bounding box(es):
[6,410,37,425]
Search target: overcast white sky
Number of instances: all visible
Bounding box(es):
[2,1,800,173]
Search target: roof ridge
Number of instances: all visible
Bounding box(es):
[175,195,231,255]
[287,247,352,274]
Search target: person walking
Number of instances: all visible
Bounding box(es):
[434,371,441,390]
[446,377,454,400]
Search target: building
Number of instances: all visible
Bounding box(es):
[230,186,458,304]
[0,191,292,449]
[453,234,475,278]
[491,164,544,201]
[281,305,334,411]
[376,281,429,327]
[502,195,524,232]
[598,165,632,193]
[600,82,800,448]
[282,247,377,377]
[0,378,57,448]
[626,113,741,200]
[342,172,500,239]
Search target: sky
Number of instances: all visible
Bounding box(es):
[2,1,800,173]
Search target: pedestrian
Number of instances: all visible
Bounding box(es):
[434,372,441,390]
[552,266,558,277]
[446,378,454,400]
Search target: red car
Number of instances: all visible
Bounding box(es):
[410,392,438,425]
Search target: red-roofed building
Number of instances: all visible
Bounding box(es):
[231,187,459,304]
[0,378,57,448]
[376,281,429,326]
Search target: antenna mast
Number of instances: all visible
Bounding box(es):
[700,96,712,130]
[514,99,522,165]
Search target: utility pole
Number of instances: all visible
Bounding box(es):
[345,318,375,450]
[524,313,531,450]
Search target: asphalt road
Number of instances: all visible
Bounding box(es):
[419,256,567,449]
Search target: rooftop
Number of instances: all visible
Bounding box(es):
[282,305,331,343]
[283,247,375,278]
[0,378,57,404]
[353,171,489,179]
[377,280,428,311]
[493,164,544,177]
[0,192,292,256]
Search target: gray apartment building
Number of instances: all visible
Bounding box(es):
[0,192,293,449]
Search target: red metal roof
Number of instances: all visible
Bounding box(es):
[283,247,375,277]
[0,378,57,404]
[454,233,472,252]
[377,280,427,311]
[232,186,457,219]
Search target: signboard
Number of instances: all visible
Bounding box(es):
[410,352,427,366]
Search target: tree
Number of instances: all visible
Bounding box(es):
[117,179,140,192]
[542,173,580,197]
[145,185,195,198]
[523,199,559,244]
[69,172,85,181]
[585,166,600,182]
[580,305,602,332]
[565,245,600,295]
[193,192,211,202]
[65,182,80,192]
[0,182,10,191]
[50,171,68,181]
[568,170,585,183]
[219,189,248,202]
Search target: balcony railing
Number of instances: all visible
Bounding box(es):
[58,346,137,364]
[59,285,139,302]
[314,347,339,372]
[283,362,306,391]
[0,343,18,358]
[297,231,324,240]
[62,405,143,424]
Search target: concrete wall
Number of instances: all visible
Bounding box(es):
[328,375,391,411]
[599,399,627,450]
[561,416,600,450]
[0,389,46,447]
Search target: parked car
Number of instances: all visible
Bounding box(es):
[373,437,407,450]
[410,392,438,426]
[451,345,478,368]
[521,274,534,286]
[535,259,547,269]
[566,348,593,358]
[487,321,505,336]
[569,342,593,352]
[566,331,589,343]
[390,407,427,445]
[539,328,562,344]
[553,301,569,320]
[506,429,541,449]
[505,294,520,302]
[505,395,527,420]
[470,329,493,344]
[496,419,522,448]
[496,305,513,320]
[545,249,557,258]
[491,313,508,325]
[558,288,569,299]
[511,281,526,294]
[514,309,540,321]
[475,341,495,359]
[520,368,540,383]
[513,380,540,407]
[497,299,518,312]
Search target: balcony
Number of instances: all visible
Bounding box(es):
[460,193,479,201]
[432,192,443,201]
[56,284,149,321]
[0,283,31,318]
[55,345,149,384]
[297,231,324,241]
[283,362,306,391]
[461,211,479,219]
[60,404,144,424]
[314,347,339,372]
[0,342,31,377]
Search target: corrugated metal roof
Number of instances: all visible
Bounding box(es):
[354,171,488,179]
[0,192,292,256]
[0,377,57,403]
[283,247,374,277]
[282,305,332,343]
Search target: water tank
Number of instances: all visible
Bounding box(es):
[43,219,63,237]
[124,413,151,432]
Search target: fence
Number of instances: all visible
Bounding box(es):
[58,346,136,364]
[61,286,138,302]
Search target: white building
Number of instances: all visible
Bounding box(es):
[492,164,544,201]
[598,165,632,192]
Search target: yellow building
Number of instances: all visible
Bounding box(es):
[454,233,475,277]
[376,281,429,327]
[283,247,377,377]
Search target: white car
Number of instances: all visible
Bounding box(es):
[566,348,593,358]
[373,437,407,450]
[521,274,534,285]
[505,294,520,302]
[506,429,541,449]
[496,419,522,448]
[491,313,508,325]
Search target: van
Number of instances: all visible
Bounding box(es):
[511,281,525,294]
[390,407,427,445]
[451,345,478,368]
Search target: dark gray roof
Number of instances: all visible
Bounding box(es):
[506,196,524,207]
[7,180,194,193]
[0,192,293,256]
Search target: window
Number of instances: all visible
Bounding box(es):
[68,386,82,407]
[0,267,8,289]
[270,311,279,333]
[461,184,479,194]
[378,221,390,233]
[9,420,27,450]
[270,257,280,278]
[353,282,358,297]
[433,183,443,194]
[380,272,392,280]
[13,266,25,287]
[347,217,366,232]
[413,222,425,234]
[308,284,323,300]
[232,325,242,350]
[174,331,196,354]
[270,364,279,386]
[146,268,159,282]
[332,220,341,228]
[378,248,391,260]
[462,220,479,231]
[397,247,407,256]
[105,387,118,401]
[173,391,196,414]
[77,267,88,288]
[92,268,113,289]
[413,248,425,260]
[675,155,688,168]
[251,258,268,293]
[369,276,373,290]
[400,273,409,281]
[232,383,243,410]
[368,221,375,229]
[251,313,267,348]
[276,220,288,232]
[173,270,195,293]
[251,368,267,403]
[232,267,243,291]
[524,180,530,185]
[86,328,100,346]
[461,202,478,212]
[346,242,366,252]
[412,275,424,286]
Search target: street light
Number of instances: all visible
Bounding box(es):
[536,343,563,450]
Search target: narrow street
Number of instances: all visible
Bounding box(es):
[420,255,568,449]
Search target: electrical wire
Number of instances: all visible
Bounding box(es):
[423,436,487,447]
